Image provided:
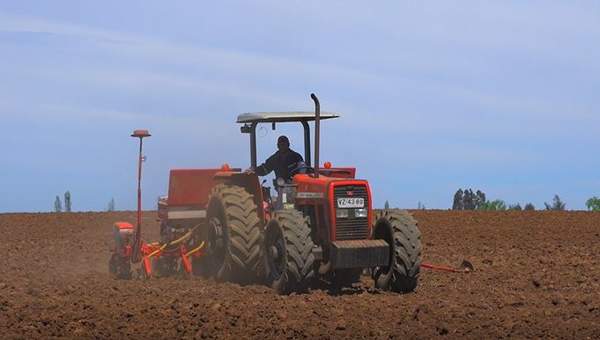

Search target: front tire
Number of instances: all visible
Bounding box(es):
[372,209,422,293]
[263,210,315,294]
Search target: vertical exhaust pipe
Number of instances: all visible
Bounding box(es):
[310,93,320,178]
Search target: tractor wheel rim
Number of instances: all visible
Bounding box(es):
[266,227,285,281]
[208,217,226,266]
[372,221,394,282]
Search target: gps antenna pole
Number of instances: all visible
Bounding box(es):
[311,93,320,178]
[131,129,151,263]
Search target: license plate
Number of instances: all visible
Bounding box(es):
[337,197,364,208]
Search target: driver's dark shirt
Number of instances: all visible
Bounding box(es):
[255,149,303,180]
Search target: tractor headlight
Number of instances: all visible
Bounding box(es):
[355,208,368,218]
[336,209,349,218]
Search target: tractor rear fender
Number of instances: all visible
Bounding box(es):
[161,168,228,229]
[167,169,224,209]
[213,171,266,223]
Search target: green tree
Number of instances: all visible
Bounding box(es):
[508,203,522,211]
[384,200,390,210]
[452,189,464,210]
[107,198,116,212]
[524,203,535,211]
[585,196,600,211]
[64,191,71,212]
[463,189,475,210]
[54,196,62,212]
[474,190,486,210]
[479,199,507,211]
[544,195,566,211]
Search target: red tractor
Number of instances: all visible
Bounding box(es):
[111,94,422,294]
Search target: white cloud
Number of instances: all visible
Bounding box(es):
[0,12,383,87]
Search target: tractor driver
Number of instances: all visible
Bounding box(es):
[251,135,305,181]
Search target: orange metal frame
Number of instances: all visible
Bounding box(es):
[139,241,204,277]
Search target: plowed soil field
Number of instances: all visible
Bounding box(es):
[1,211,599,339]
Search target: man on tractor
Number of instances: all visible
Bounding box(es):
[252,135,306,181]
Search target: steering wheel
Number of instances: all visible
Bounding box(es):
[290,161,314,176]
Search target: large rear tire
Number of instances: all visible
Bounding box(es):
[372,209,422,293]
[205,184,261,283]
[263,210,315,294]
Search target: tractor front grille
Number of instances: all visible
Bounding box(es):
[333,185,370,241]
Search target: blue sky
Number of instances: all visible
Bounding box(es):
[1,1,599,212]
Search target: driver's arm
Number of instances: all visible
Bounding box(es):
[285,151,306,177]
[255,153,277,176]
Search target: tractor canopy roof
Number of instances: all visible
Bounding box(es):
[236,111,340,124]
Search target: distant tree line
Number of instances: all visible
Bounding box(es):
[450,190,600,211]
[383,200,426,210]
[452,188,536,211]
[54,191,72,212]
[381,192,599,211]
[452,189,487,210]
[52,192,119,212]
